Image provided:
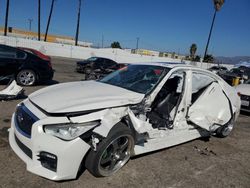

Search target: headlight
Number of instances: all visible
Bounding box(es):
[44,121,100,141]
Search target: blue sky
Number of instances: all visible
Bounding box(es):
[0,0,249,57]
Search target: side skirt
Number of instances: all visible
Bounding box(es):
[133,128,208,155]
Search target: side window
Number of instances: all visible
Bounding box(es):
[105,60,117,69]
[93,59,103,69]
[0,46,17,58]
[191,72,216,103]
[16,51,26,59]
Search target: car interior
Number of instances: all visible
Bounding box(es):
[147,75,183,130]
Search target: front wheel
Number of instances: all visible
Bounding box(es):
[85,123,134,177]
[16,69,37,86]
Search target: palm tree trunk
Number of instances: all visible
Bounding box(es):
[4,0,10,36]
[203,10,217,62]
[75,0,82,46]
[38,0,41,40]
[44,0,55,42]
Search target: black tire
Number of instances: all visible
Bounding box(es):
[16,69,37,86]
[85,123,134,177]
[216,119,235,138]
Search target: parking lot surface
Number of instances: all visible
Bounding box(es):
[0,58,250,188]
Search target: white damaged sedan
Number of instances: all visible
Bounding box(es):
[9,63,241,180]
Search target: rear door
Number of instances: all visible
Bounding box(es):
[0,45,25,76]
[187,71,232,131]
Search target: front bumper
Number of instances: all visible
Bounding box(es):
[76,64,85,73]
[9,110,91,181]
[39,69,54,81]
[240,94,250,112]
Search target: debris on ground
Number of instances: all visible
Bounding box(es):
[0,80,25,101]
[193,146,217,156]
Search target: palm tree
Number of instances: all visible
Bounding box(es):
[190,43,197,60]
[38,0,41,40]
[44,0,55,42]
[4,0,10,36]
[203,0,225,61]
[75,0,82,46]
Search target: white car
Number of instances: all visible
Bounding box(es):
[235,79,250,112]
[9,63,241,180]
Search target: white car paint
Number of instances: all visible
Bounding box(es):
[235,83,250,96]
[29,81,144,113]
[9,63,241,180]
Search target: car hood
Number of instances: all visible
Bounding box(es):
[29,81,144,113]
[235,84,250,96]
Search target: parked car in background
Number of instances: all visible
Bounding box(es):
[0,44,53,86]
[208,65,228,74]
[235,79,250,112]
[9,63,240,180]
[219,67,250,85]
[76,57,126,80]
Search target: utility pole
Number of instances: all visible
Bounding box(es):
[28,18,33,31]
[38,0,41,40]
[101,34,104,48]
[203,10,216,61]
[44,0,55,42]
[4,0,10,36]
[136,37,139,50]
[75,0,82,46]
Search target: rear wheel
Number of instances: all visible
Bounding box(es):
[216,117,235,138]
[85,123,134,177]
[16,69,36,86]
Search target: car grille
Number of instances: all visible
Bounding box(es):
[240,94,250,110]
[15,104,39,138]
[241,94,250,101]
[15,134,32,159]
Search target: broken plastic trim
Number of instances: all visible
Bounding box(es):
[0,80,24,100]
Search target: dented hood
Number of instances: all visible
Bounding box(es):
[29,81,144,113]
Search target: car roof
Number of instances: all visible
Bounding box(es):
[128,62,192,69]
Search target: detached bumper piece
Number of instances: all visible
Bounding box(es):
[37,152,58,172]
[0,80,24,101]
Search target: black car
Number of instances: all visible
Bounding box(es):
[208,66,228,74]
[220,66,250,85]
[76,57,125,80]
[0,44,54,86]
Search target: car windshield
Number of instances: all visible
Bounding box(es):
[87,57,98,61]
[99,64,169,94]
[210,67,219,70]
[229,69,242,74]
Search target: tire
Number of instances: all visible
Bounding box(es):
[85,123,134,177]
[216,118,235,138]
[16,69,36,86]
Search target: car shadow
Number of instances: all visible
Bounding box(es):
[37,79,59,86]
[240,110,250,116]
